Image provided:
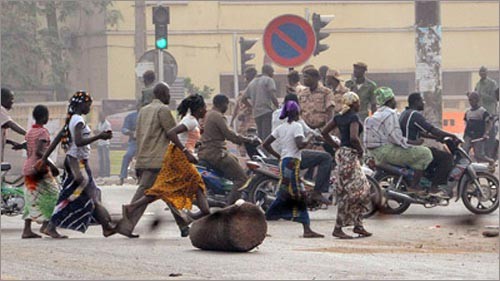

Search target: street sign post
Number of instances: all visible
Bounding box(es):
[136,49,178,86]
[263,14,316,68]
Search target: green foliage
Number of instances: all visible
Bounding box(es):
[0,0,122,99]
[184,77,215,100]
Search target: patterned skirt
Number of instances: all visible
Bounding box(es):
[265,157,310,225]
[145,144,206,211]
[334,147,370,227]
[23,174,59,223]
[50,157,99,233]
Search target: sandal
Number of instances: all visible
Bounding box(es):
[332,228,353,239]
[353,226,372,237]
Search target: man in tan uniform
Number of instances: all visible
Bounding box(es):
[325,69,348,114]
[297,67,335,130]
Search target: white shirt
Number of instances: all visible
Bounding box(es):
[364,106,409,149]
[0,106,12,162]
[271,121,304,160]
[96,120,112,146]
[271,107,318,154]
[178,114,200,153]
[67,114,91,160]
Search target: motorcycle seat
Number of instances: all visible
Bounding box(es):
[376,162,411,175]
[197,160,225,177]
[1,163,11,172]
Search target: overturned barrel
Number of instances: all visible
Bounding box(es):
[189,201,267,252]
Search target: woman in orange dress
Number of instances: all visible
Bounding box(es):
[122,94,209,223]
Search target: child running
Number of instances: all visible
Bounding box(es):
[22,105,64,239]
[37,91,124,238]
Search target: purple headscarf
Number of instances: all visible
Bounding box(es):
[279,100,300,121]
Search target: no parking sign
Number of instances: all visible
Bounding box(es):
[263,14,316,67]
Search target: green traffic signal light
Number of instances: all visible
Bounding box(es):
[156,37,168,49]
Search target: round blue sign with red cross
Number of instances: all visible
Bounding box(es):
[263,14,316,67]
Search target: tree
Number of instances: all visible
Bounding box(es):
[184,77,214,100]
[1,0,122,100]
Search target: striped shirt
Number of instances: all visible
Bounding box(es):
[363,106,409,149]
[23,125,50,176]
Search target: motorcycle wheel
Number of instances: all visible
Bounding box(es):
[375,173,411,215]
[461,172,499,214]
[248,175,278,211]
[362,176,383,218]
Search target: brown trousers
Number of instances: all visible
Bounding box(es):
[199,151,248,204]
[125,169,188,233]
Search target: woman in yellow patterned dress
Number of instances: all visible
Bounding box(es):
[122,94,210,222]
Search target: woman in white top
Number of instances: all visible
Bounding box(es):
[38,91,121,238]
[123,94,210,225]
[262,100,324,238]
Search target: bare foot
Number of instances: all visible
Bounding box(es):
[42,227,68,239]
[103,225,117,238]
[303,231,324,238]
[40,223,48,234]
[332,228,353,239]
[22,231,42,239]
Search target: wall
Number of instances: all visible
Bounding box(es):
[104,1,498,100]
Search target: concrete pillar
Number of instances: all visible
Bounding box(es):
[415,0,442,128]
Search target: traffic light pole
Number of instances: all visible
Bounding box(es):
[232,33,239,100]
[158,49,164,83]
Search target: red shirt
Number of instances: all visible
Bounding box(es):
[23,125,50,176]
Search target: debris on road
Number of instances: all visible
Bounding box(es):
[482,230,499,238]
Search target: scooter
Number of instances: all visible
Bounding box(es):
[245,142,382,219]
[195,139,262,208]
[1,163,25,216]
[373,136,499,215]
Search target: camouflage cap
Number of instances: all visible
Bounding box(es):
[353,62,368,70]
[374,87,395,106]
[326,69,343,81]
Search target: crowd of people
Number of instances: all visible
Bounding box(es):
[0,63,497,241]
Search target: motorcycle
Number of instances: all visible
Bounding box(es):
[195,139,262,208]
[245,142,383,219]
[1,163,25,216]
[373,136,499,215]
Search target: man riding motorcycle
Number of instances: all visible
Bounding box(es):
[399,92,458,197]
[197,94,259,205]
[364,87,433,194]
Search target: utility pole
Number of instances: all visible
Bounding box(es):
[134,0,147,101]
[232,33,239,101]
[415,0,442,128]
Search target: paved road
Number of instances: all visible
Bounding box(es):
[1,185,498,280]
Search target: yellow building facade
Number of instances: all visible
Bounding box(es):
[105,0,499,101]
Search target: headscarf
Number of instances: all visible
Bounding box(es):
[61,91,93,151]
[339,91,360,115]
[279,100,300,122]
[374,87,395,106]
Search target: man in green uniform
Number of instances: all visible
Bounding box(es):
[345,62,377,122]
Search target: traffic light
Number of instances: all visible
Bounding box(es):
[239,37,258,74]
[153,6,170,49]
[312,13,334,56]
